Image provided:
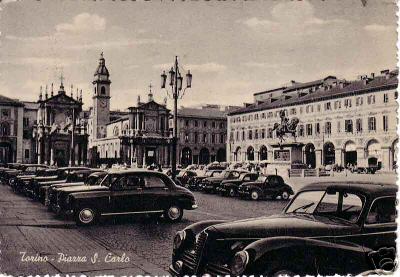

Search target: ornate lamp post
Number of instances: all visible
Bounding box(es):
[161,56,192,179]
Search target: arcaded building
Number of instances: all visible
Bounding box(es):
[227,69,398,171]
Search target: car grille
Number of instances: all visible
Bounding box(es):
[204,262,231,275]
[181,231,208,274]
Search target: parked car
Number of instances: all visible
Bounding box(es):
[41,169,106,205]
[354,166,379,174]
[48,171,108,214]
[176,170,197,188]
[218,172,259,197]
[67,170,197,225]
[9,164,50,189]
[169,182,397,276]
[237,174,294,200]
[187,170,223,191]
[200,169,247,193]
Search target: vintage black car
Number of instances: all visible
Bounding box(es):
[30,166,89,199]
[48,171,108,214]
[41,169,106,205]
[218,172,259,197]
[200,170,248,193]
[10,164,50,191]
[237,174,294,200]
[188,170,223,191]
[176,170,197,188]
[169,182,397,276]
[66,170,197,225]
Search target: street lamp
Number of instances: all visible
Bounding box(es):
[160,56,192,179]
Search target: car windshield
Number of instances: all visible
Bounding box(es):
[99,174,119,187]
[257,175,267,183]
[223,171,231,178]
[204,171,214,177]
[285,190,364,223]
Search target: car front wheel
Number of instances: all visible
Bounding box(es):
[75,207,97,226]
[281,191,290,200]
[250,190,260,201]
[164,205,183,222]
[229,188,236,197]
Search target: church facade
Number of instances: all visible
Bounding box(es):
[33,82,88,166]
[88,54,172,167]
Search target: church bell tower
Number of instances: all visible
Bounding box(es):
[92,52,111,139]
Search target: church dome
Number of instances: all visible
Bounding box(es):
[94,52,109,77]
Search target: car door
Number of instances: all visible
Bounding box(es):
[109,174,144,214]
[140,173,170,212]
[361,196,397,250]
[264,176,278,196]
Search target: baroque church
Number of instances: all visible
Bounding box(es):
[87,53,172,167]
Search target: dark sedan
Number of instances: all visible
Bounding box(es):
[218,172,259,197]
[187,170,223,191]
[237,174,294,200]
[169,182,397,276]
[200,169,247,193]
[67,170,197,226]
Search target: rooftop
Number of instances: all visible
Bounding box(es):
[0,94,24,107]
[230,69,398,116]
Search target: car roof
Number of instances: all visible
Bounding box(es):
[107,169,166,175]
[300,181,397,197]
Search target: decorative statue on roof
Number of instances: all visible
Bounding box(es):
[272,109,299,142]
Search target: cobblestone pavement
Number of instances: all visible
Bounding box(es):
[0,172,396,275]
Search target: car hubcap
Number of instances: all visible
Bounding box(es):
[79,208,94,224]
[230,189,235,197]
[282,192,289,200]
[168,206,181,220]
[251,191,258,200]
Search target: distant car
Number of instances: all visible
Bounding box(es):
[218,172,259,197]
[169,182,397,276]
[355,166,378,174]
[200,170,248,193]
[187,170,223,191]
[237,174,294,200]
[67,170,197,226]
[176,170,197,188]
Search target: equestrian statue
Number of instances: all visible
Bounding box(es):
[272,110,299,143]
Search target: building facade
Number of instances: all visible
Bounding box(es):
[175,105,233,166]
[88,54,172,167]
[22,101,39,163]
[33,83,88,166]
[227,69,398,172]
[0,95,25,164]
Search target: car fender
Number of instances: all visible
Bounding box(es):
[246,185,263,192]
[184,220,228,236]
[70,191,110,211]
[243,236,369,275]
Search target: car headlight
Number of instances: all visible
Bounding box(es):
[173,230,186,250]
[230,250,249,275]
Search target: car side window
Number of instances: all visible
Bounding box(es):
[243,176,251,181]
[143,175,166,188]
[366,197,396,225]
[268,176,279,187]
[251,174,258,181]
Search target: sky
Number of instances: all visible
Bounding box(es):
[0,0,397,111]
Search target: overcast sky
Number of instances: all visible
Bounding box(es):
[0,0,397,111]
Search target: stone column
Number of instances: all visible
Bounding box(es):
[37,137,42,164]
[75,143,79,165]
[381,146,391,171]
[335,148,343,166]
[356,147,365,167]
[50,143,55,166]
[315,149,322,168]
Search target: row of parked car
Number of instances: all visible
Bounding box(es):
[176,168,295,201]
[1,163,197,226]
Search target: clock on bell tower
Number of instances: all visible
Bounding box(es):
[92,52,111,139]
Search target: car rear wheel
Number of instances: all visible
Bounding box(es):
[164,205,183,222]
[250,190,260,201]
[281,191,290,200]
[273,269,295,277]
[229,188,236,197]
[75,207,97,226]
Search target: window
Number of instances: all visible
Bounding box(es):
[384,93,389,103]
[317,104,321,112]
[24,149,30,159]
[242,130,245,140]
[261,129,265,139]
[324,102,331,111]
[356,97,363,106]
[211,122,215,128]
[194,133,198,143]
[325,122,331,135]
[211,134,215,143]
[306,124,312,136]
[185,120,189,127]
[366,197,396,224]
[345,119,353,133]
[143,175,166,188]
[315,123,320,135]
[367,95,376,105]
[298,125,304,137]
[203,121,207,128]
[184,133,189,142]
[101,86,106,95]
[23,117,29,128]
[194,120,198,127]
[344,99,352,108]
[0,122,10,136]
[395,91,398,100]
[248,130,253,140]
[1,109,10,117]
[203,133,207,143]
[220,122,224,128]
[383,115,389,132]
[114,175,142,190]
[255,129,259,140]
[290,108,296,115]
[337,121,341,133]
[368,117,376,131]
[356,118,363,132]
[219,134,224,143]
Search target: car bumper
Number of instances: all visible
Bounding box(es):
[238,190,250,196]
